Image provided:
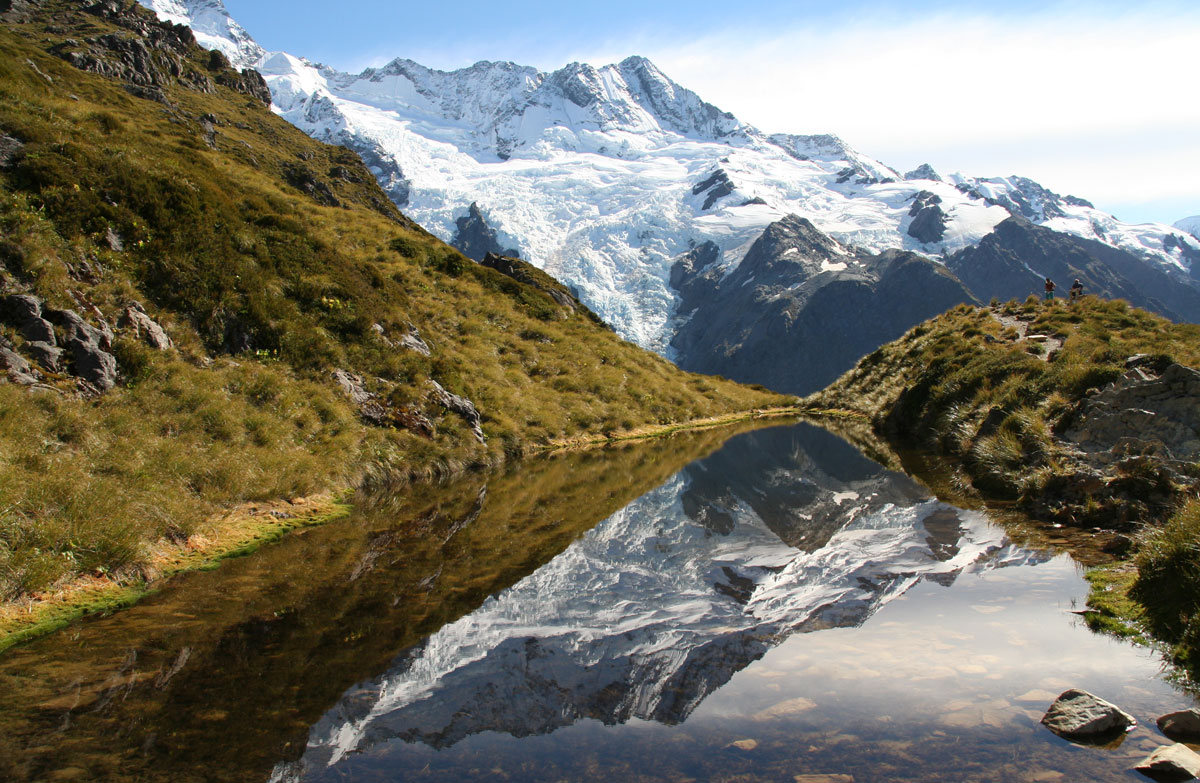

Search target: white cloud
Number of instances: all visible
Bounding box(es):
[611,7,1200,222]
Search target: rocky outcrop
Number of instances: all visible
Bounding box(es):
[332,369,390,426]
[373,322,432,356]
[669,241,722,307]
[0,337,38,385]
[451,203,517,261]
[904,163,941,182]
[1040,689,1135,741]
[0,133,23,168]
[1135,744,1200,781]
[906,190,947,244]
[1,294,118,390]
[1062,362,1200,469]
[282,163,339,207]
[50,0,269,104]
[430,380,484,443]
[206,49,270,105]
[692,168,734,210]
[52,308,117,390]
[118,301,172,350]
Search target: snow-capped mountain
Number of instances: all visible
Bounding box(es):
[137,0,1200,361]
[142,0,263,69]
[1177,216,1200,242]
[268,424,1040,779]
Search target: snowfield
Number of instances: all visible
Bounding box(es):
[141,0,1200,352]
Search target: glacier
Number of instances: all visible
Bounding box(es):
[137,0,1200,353]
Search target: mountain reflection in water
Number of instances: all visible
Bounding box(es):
[273,423,1043,780]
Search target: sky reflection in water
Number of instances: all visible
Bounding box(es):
[0,421,1193,783]
[274,423,1194,783]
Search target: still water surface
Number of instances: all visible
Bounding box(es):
[1,421,1193,782]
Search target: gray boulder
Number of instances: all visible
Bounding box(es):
[2,294,56,345]
[1135,743,1200,781]
[1,342,38,385]
[118,302,172,350]
[398,327,432,357]
[26,341,63,372]
[47,308,118,390]
[1041,689,1135,740]
[67,336,117,390]
[1158,709,1200,741]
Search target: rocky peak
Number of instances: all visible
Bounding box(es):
[452,203,518,261]
[904,163,942,182]
[731,214,858,284]
[907,190,948,244]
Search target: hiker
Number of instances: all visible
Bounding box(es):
[1069,278,1083,303]
[1044,277,1056,301]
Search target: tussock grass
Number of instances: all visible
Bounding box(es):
[1132,499,1200,670]
[806,299,1200,523]
[0,3,787,608]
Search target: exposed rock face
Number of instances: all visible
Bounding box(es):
[430,379,485,443]
[25,340,63,372]
[669,241,721,306]
[396,328,431,357]
[1158,709,1200,741]
[332,369,390,427]
[0,133,23,168]
[1135,743,1200,781]
[907,190,947,244]
[206,48,270,105]
[51,0,270,104]
[904,163,941,182]
[3,294,55,344]
[670,215,975,395]
[1062,362,1200,466]
[451,203,518,261]
[118,301,172,350]
[948,217,1200,323]
[52,308,117,390]
[692,168,734,210]
[0,294,118,390]
[1040,689,1135,741]
[0,339,38,385]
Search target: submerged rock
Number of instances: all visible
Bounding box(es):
[1040,689,1135,741]
[1135,743,1200,781]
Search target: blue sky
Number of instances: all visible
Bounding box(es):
[222,0,1200,225]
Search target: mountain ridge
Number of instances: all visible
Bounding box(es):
[136,0,1200,363]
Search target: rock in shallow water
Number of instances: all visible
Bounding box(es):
[1040,689,1135,741]
[1158,709,1200,742]
[1135,743,1200,781]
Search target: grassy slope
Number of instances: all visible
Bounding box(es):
[0,3,786,608]
[805,295,1200,677]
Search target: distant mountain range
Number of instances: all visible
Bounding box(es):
[139,0,1200,393]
